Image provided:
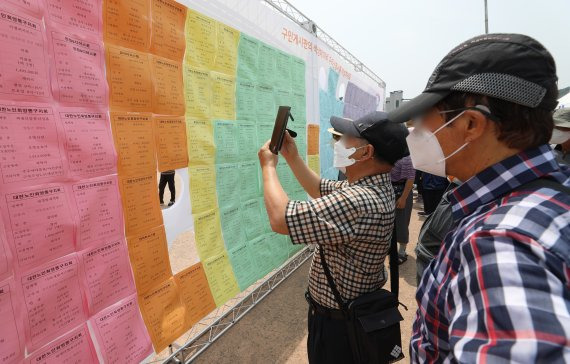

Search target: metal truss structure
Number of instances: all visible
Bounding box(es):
[162,247,314,363]
[263,0,386,88]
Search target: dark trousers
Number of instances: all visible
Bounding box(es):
[307,306,354,364]
[422,189,445,215]
[158,173,175,203]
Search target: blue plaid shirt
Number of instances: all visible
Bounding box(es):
[411,144,570,363]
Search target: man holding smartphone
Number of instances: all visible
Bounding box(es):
[258,112,408,363]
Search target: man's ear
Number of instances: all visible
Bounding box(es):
[360,144,375,161]
[463,109,489,143]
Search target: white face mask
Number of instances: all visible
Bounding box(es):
[333,140,366,172]
[550,128,570,145]
[406,110,471,177]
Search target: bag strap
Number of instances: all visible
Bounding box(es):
[318,221,400,310]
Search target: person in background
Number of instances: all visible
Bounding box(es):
[418,172,449,216]
[551,108,570,165]
[387,33,570,362]
[158,170,176,207]
[390,155,415,264]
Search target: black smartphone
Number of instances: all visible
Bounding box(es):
[269,106,292,155]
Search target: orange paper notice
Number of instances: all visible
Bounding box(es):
[138,277,187,352]
[111,112,156,176]
[126,225,172,294]
[106,45,153,112]
[150,0,186,61]
[151,56,185,115]
[103,0,150,51]
[174,263,216,327]
[154,116,188,171]
[119,174,164,236]
[307,124,319,155]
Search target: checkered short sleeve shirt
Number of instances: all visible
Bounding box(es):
[285,173,395,309]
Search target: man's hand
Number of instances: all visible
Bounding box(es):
[258,140,278,168]
[279,131,299,162]
[396,196,406,209]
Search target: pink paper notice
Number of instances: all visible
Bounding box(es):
[0,278,25,364]
[59,108,116,177]
[44,0,102,35]
[0,104,65,185]
[25,324,97,364]
[3,185,75,270]
[71,175,123,248]
[78,239,135,315]
[0,7,50,101]
[89,294,153,363]
[20,254,87,352]
[48,31,107,105]
[0,225,12,281]
[5,0,41,16]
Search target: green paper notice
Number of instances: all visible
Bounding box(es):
[220,204,245,251]
[228,242,258,291]
[213,120,239,163]
[216,163,240,209]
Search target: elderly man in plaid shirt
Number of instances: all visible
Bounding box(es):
[388,33,570,362]
[258,112,409,363]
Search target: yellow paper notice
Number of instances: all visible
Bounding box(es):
[214,22,239,75]
[192,208,225,261]
[308,155,320,176]
[211,72,236,120]
[186,118,215,166]
[138,277,187,352]
[184,9,216,68]
[188,165,218,213]
[183,65,212,119]
[202,252,240,307]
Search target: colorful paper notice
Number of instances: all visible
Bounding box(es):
[256,85,276,119]
[307,124,319,155]
[151,56,185,115]
[106,45,152,112]
[227,243,257,291]
[154,116,188,171]
[138,278,187,352]
[71,175,123,249]
[20,254,87,351]
[150,0,186,61]
[174,263,216,327]
[119,174,163,236]
[103,0,150,51]
[308,155,320,176]
[184,9,216,68]
[79,239,135,314]
[237,121,258,161]
[5,0,40,15]
[44,0,102,35]
[0,7,50,101]
[111,113,156,176]
[257,44,276,87]
[213,120,238,164]
[0,104,64,184]
[241,199,265,240]
[211,72,236,120]
[60,109,116,177]
[216,163,240,209]
[291,57,305,93]
[236,33,259,81]
[0,278,25,364]
[249,235,274,278]
[188,165,218,214]
[238,161,260,202]
[0,226,11,281]
[126,225,172,294]
[25,324,97,364]
[186,118,215,166]
[193,209,225,261]
[3,185,74,270]
[183,66,212,119]
[89,294,153,363]
[202,252,239,307]
[49,32,107,105]
[214,22,239,75]
[219,205,245,251]
[235,80,256,120]
[275,51,292,91]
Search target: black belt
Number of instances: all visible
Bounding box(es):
[305,290,346,320]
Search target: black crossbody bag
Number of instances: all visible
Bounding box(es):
[319,228,406,363]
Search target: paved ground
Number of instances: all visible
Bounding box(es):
[195,197,426,364]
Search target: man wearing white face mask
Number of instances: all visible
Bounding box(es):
[258,111,409,363]
[385,33,570,363]
[551,108,570,165]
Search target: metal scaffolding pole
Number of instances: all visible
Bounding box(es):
[263,0,386,88]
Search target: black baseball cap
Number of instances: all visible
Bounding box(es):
[388,33,558,124]
[330,111,409,165]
